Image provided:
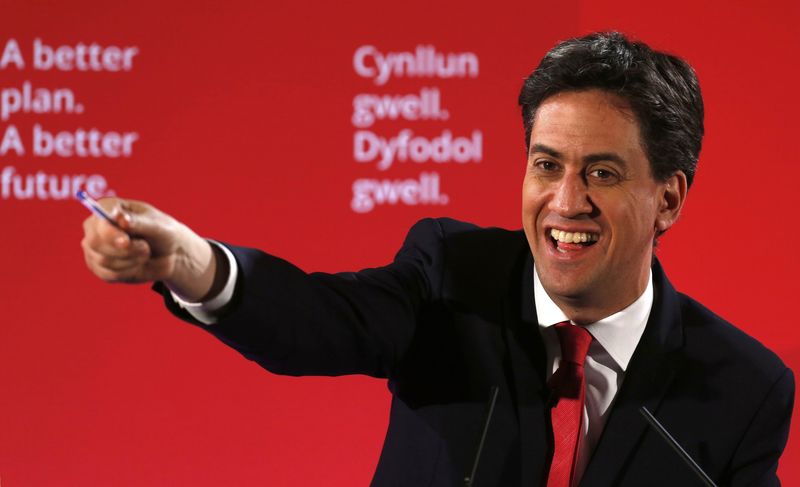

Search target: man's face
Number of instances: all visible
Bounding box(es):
[522,89,682,321]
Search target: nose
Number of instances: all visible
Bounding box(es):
[549,173,593,217]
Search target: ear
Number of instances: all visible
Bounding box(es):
[655,170,688,233]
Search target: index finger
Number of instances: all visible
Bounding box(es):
[77,191,124,230]
[82,213,133,255]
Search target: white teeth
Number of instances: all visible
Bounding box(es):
[549,228,599,244]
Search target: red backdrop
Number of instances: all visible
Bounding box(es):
[1,1,798,485]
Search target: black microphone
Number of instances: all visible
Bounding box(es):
[463,386,500,487]
[639,406,717,487]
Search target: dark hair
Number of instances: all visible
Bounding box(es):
[518,32,704,188]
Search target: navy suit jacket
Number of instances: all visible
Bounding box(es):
[161,218,794,486]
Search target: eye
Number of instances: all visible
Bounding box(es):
[533,160,559,172]
[587,168,619,183]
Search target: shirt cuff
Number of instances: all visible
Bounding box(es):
[169,240,238,325]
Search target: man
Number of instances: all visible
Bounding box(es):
[82,32,793,486]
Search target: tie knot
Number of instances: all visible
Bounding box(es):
[554,321,592,366]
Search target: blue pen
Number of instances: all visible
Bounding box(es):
[76,190,124,230]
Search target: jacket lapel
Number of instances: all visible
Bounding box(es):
[503,251,551,486]
[579,259,684,486]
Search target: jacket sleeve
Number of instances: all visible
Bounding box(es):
[727,366,795,486]
[156,218,446,379]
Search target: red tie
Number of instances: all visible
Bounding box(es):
[546,321,593,487]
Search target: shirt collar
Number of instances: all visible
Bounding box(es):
[533,264,654,371]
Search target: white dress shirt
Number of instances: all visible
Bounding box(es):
[170,241,239,325]
[534,264,653,486]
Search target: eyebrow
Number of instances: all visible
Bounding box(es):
[530,143,628,167]
[530,143,561,158]
[584,152,628,167]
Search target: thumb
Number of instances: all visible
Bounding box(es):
[114,201,170,243]
[109,201,135,234]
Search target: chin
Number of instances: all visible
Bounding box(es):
[538,268,588,297]
[545,281,589,301]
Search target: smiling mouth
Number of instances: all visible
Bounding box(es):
[549,228,599,253]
